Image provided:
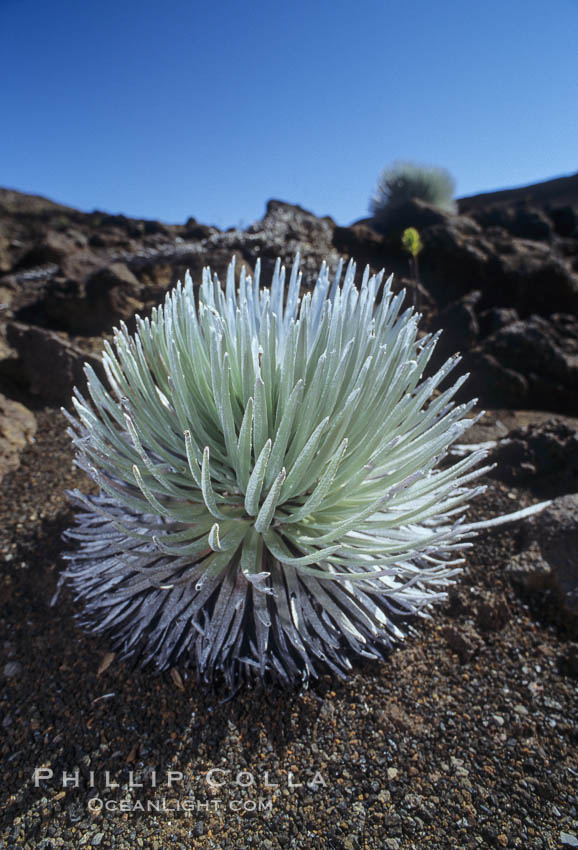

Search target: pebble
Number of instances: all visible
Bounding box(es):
[3,661,22,677]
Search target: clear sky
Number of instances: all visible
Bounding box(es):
[1,0,576,229]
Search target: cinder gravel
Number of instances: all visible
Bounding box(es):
[0,409,576,850]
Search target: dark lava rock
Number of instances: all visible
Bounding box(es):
[490,420,578,493]
[509,494,578,621]
[83,263,143,330]
[333,223,386,271]
[470,203,553,241]
[44,262,143,334]
[478,306,519,338]
[549,205,577,238]
[14,231,84,269]
[475,592,511,633]
[442,624,481,662]
[535,495,578,618]
[2,183,578,423]
[421,223,578,315]
[370,197,456,237]
[559,642,578,677]
[461,350,529,408]
[142,219,170,236]
[432,290,481,362]
[183,221,219,240]
[6,322,105,406]
[464,314,578,413]
[245,199,338,279]
[444,585,473,618]
[496,251,578,317]
[418,217,494,303]
[0,392,36,483]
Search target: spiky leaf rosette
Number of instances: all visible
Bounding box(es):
[62,256,504,687]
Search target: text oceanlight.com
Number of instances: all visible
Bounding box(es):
[87,797,275,813]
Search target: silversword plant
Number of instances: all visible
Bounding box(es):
[370,160,457,233]
[62,255,544,688]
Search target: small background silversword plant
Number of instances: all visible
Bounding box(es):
[371,160,457,233]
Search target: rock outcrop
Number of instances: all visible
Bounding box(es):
[508,495,578,622]
[0,392,36,483]
[0,178,577,476]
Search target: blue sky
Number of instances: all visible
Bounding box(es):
[1,0,577,228]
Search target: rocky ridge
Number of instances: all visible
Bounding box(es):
[1,182,576,421]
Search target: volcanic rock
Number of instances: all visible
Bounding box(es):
[469,203,553,241]
[0,393,36,483]
[508,494,578,621]
[6,322,105,406]
[463,314,578,413]
[44,262,143,334]
[1,180,578,420]
[490,419,578,494]
[537,495,578,617]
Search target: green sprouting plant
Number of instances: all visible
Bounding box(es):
[401,226,423,258]
[370,161,457,232]
[62,255,546,689]
[402,227,423,310]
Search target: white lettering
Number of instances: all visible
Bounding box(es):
[263,772,279,788]
[206,768,228,788]
[288,771,303,788]
[32,768,53,787]
[128,771,143,788]
[62,770,80,788]
[104,771,119,789]
[309,771,327,788]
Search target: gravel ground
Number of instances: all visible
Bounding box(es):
[0,409,576,850]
